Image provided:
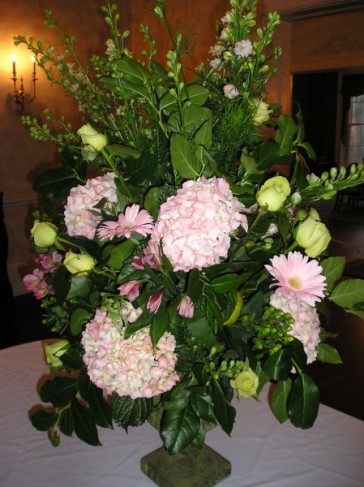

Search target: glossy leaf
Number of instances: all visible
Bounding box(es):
[71,400,101,446]
[331,279,364,308]
[209,273,250,294]
[187,316,217,346]
[316,343,342,364]
[67,276,92,300]
[78,369,113,428]
[52,265,70,305]
[70,308,93,336]
[112,395,152,429]
[40,377,78,407]
[263,348,293,381]
[271,379,292,424]
[30,409,57,432]
[253,140,280,169]
[288,374,319,429]
[211,379,236,436]
[321,256,345,292]
[102,240,136,268]
[161,405,201,454]
[151,308,169,346]
[276,114,297,156]
[59,408,74,437]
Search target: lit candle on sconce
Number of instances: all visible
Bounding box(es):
[31,55,36,78]
[11,54,17,79]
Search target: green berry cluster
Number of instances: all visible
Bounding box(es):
[247,305,294,355]
[209,357,245,380]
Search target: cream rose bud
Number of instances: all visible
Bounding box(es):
[295,208,331,258]
[256,176,291,211]
[44,339,70,369]
[77,124,108,152]
[64,250,95,274]
[31,220,58,247]
[251,99,272,125]
[230,368,259,398]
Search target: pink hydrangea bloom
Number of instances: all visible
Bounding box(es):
[223,84,240,99]
[147,290,164,314]
[178,296,194,318]
[23,268,51,300]
[233,39,253,58]
[149,177,248,272]
[265,251,326,306]
[118,280,143,302]
[98,204,153,240]
[64,172,118,239]
[270,288,321,364]
[81,309,179,399]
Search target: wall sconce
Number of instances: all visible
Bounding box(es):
[11,55,37,114]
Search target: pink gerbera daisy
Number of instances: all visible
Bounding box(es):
[265,251,326,306]
[98,204,153,240]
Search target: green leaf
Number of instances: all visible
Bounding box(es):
[170,134,201,179]
[60,344,84,369]
[331,279,364,308]
[159,90,178,114]
[183,105,212,137]
[67,275,92,300]
[184,84,210,106]
[59,408,74,436]
[253,141,280,170]
[70,400,101,446]
[113,58,149,84]
[52,265,70,305]
[40,377,78,407]
[316,343,342,364]
[278,212,290,245]
[151,308,169,346]
[106,144,140,160]
[102,240,136,268]
[33,168,80,201]
[321,256,345,291]
[78,369,113,428]
[161,405,201,454]
[123,151,162,185]
[30,409,57,432]
[288,374,319,429]
[70,308,94,336]
[263,348,292,380]
[112,394,152,429]
[271,379,292,424]
[276,114,297,156]
[190,391,216,424]
[187,315,217,346]
[144,186,165,219]
[209,273,250,294]
[187,269,203,303]
[194,119,212,153]
[211,379,236,436]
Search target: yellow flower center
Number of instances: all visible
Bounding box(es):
[288,276,301,289]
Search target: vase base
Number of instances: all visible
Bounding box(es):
[140,443,231,487]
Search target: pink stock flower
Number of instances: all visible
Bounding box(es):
[23,268,51,300]
[178,296,194,318]
[64,172,118,239]
[265,251,326,306]
[149,177,248,272]
[147,290,164,314]
[98,204,153,240]
[270,288,321,364]
[223,84,240,99]
[36,252,63,272]
[118,280,143,302]
[81,309,179,398]
[233,39,253,58]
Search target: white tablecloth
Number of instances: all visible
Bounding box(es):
[0,341,363,487]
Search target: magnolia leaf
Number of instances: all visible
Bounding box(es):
[271,379,292,424]
[331,279,364,308]
[123,151,162,185]
[187,316,217,346]
[170,134,201,179]
[211,379,236,436]
[321,256,345,291]
[78,369,113,428]
[102,240,136,269]
[144,186,165,219]
[70,308,94,336]
[33,168,80,201]
[209,273,250,294]
[316,343,342,364]
[112,395,152,429]
[67,276,92,300]
[30,409,57,432]
[187,269,203,303]
[60,344,84,370]
[71,400,102,446]
[59,408,74,437]
[151,309,169,346]
[161,405,201,454]
[190,391,216,424]
[40,377,78,407]
[263,348,292,381]
[288,374,319,429]
[52,265,70,305]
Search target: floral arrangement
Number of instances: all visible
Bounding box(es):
[18,0,364,454]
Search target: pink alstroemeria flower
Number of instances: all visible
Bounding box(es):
[178,296,194,318]
[23,268,51,300]
[147,290,164,314]
[118,280,143,302]
[98,204,153,240]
